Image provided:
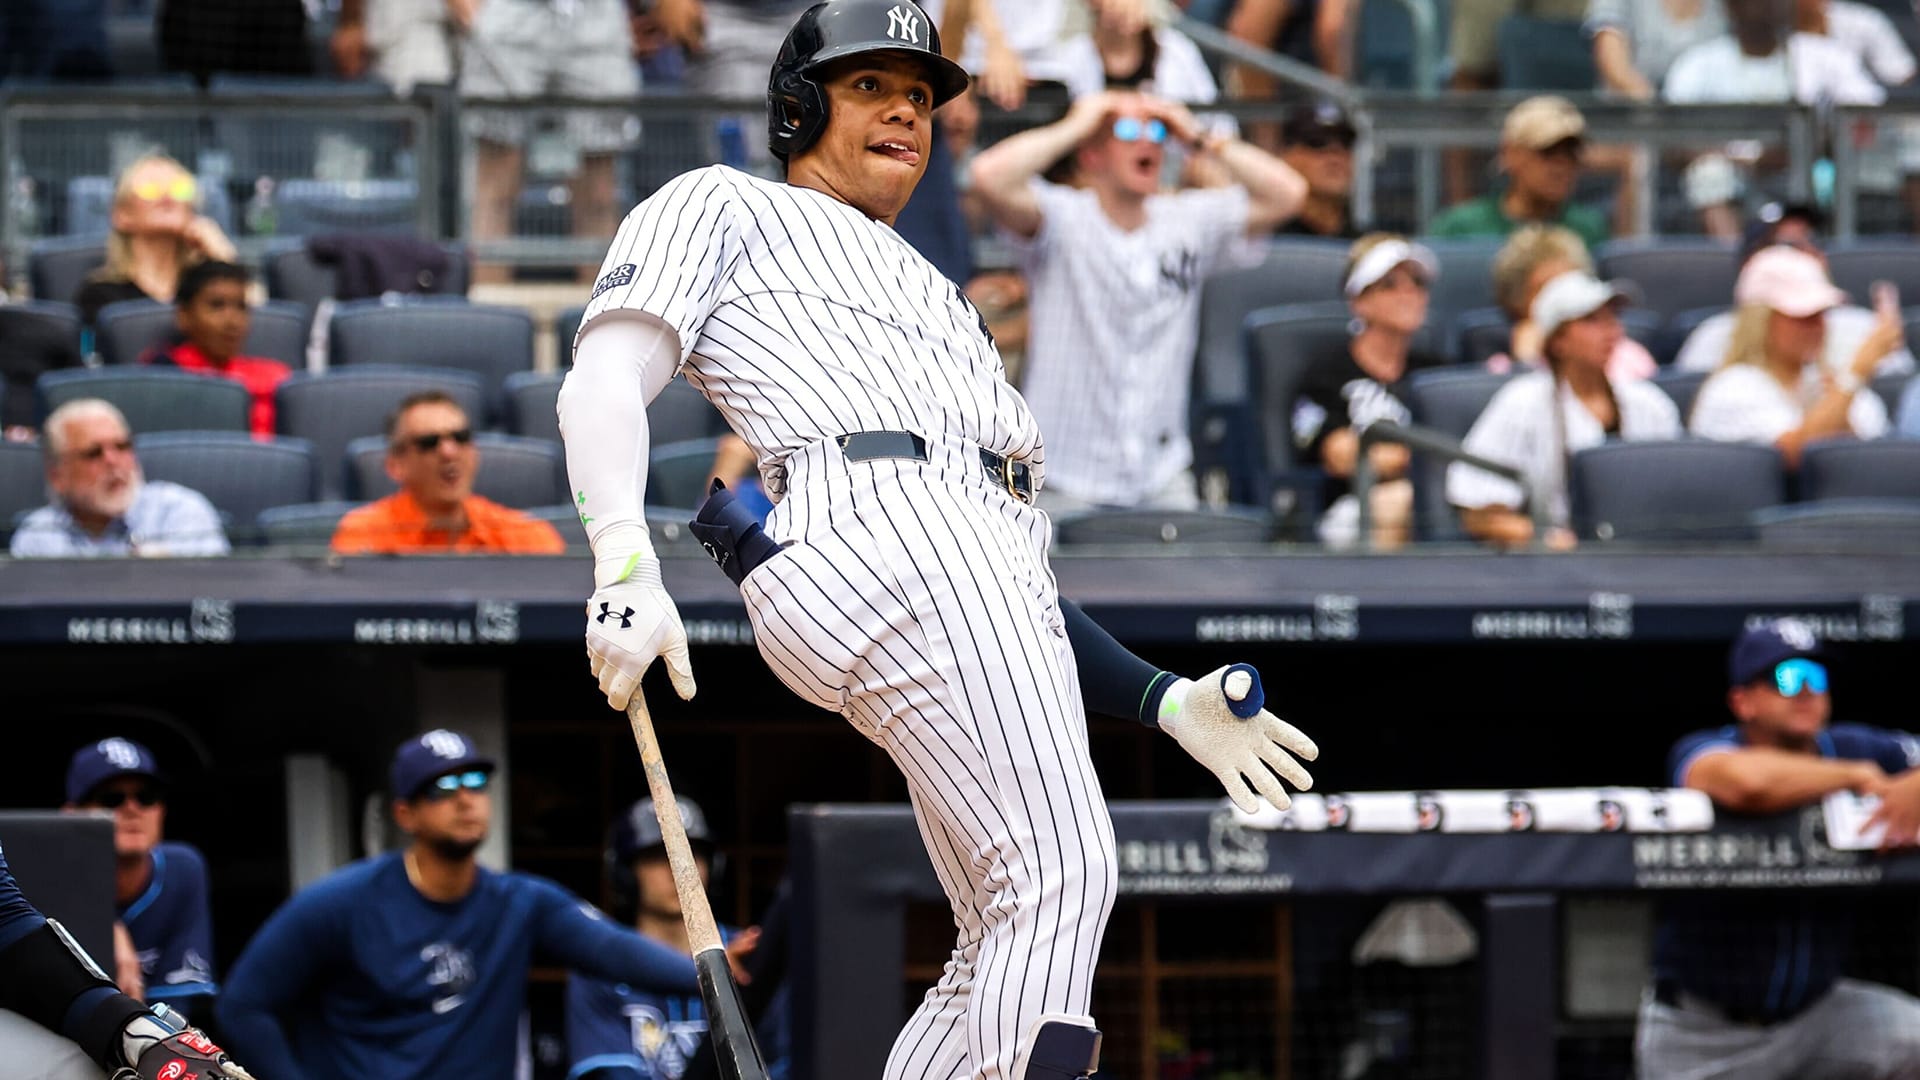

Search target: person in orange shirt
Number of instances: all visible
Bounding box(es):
[331,391,566,555]
[146,261,291,437]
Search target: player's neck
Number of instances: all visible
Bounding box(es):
[405,844,478,902]
[114,851,154,906]
[637,910,694,955]
[784,166,905,227]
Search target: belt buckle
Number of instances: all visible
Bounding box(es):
[1000,456,1031,504]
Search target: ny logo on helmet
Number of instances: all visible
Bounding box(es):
[886,4,920,43]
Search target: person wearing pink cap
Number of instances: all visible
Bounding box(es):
[1448,269,1680,549]
[1689,246,1899,465]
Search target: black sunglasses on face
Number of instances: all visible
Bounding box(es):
[397,428,474,454]
[90,788,161,809]
[1296,132,1354,151]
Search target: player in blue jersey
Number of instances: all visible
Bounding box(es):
[0,838,255,1078]
[219,729,751,1080]
[566,797,789,1080]
[63,738,218,1016]
[1639,620,1920,1079]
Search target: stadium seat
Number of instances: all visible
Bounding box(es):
[1756,499,1920,551]
[136,433,318,543]
[1799,439,1920,501]
[275,179,422,237]
[343,432,567,508]
[94,298,312,368]
[642,505,707,548]
[63,175,233,238]
[1596,240,1738,321]
[1,300,83,356]
[0,441,45,537]
[507,366,725,449]
[275,366,488,499]
[1246,302,1358,476]
[1872,373,1908,420]
[555,305,586,366]
[524,504,589,550]
[1405,368,1519,541]
[503,372,564,443]
[327,300,534,413]
[1824,242,1920,305]
[1570,440,1785,541]
[255,501,362,547]
[1417,238,1506,332]
[1196,241,1351,405]
[263,240,470,308]
[1052,507,1275,545]
[1651,369,1708,423]
[1495,15,1597,90]
[29,238,106,306]
[1662,306,1727,365]
[646,438,723,510]
[38,368,251,434]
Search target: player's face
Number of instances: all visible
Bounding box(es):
[50,411,142,524]
[396,774,493,856]
[794,56,935,223]
[74,778,165,858]
[387,401,478,514]
[1731,672,1831,744]
[1085,104,1166,198]
[176,279,251,363]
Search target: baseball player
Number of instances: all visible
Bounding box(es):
[0,839,255,1079]
[558,2,1320,1077]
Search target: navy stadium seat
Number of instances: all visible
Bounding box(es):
[645,438,723,511]
[275,180,421,237]
[263,239,470,308]
[1405,368,1520,541]
[1799,439,1920,501]
[38,368,252,434]
[1651,369,1709,424]
[1756,499,1920,551]
[327,300,534,415]
[29,238,107,307]
[275,366,488,500]
[255,501,362,547]
[1570,440,1785,541]
[1495,15,1597,90]
[136,433,318,543]
[1597,240,1738,321]
[0,441,46,537]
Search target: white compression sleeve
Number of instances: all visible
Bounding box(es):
[557,315,683,566]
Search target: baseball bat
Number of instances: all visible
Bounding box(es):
[625,696,770,1080]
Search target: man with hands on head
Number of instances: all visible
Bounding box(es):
[966,88,1306,513]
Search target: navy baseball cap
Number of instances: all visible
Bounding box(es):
[390,729,496,800]
[612,796,713,863]
[65,737,166,805]
[1729,619,1825,686]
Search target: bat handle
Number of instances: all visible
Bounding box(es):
[625,696,724,956]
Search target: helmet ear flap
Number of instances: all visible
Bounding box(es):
[767,69,830,163]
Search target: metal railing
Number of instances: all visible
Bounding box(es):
[1353,420,1549,551]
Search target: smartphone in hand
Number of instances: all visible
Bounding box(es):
[1873,279,1901,323]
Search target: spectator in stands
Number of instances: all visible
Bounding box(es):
[219,729,744,1080]
[1291,235,1446,549]
[1276,100,1358,240]
[1483,224,1655,379]
[158,0,313,83]
[968,89,1306,512]
[1639,619,1920,1078]
[61,738,218,1019]
[0,302,83,441]
[11,399,229,558]
[1450,0,1588,97]
[331,391,566,554]
[943,0,1096,111]
[1664,0,1885,102]
[1673,203,1914,376]
[568,796,790,1079]
[462,0,638,284]
[329,0,463,93]
[1449,270,1680,549]
[1689,246,1896,464]
[74,156,238,327]
[1588,0,1726,100]
[1222,0,1354,111]
[142,262,291,439]
[1798,0,1917,86]
[1428,97,1610,253]
[1060,0,1225,101]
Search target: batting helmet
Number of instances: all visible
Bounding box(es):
[604,796,721,917]
[767,0,970,163]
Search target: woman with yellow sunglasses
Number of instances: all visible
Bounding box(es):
[75,154,236,326]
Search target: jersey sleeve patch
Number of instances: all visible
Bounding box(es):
[592,264,637,300]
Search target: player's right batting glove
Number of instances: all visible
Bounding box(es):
[114,1004,258,1080]
[586,532,698,711]
[1157,663,1317,815]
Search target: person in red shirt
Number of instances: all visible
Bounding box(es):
[146,261,291,437]
[332,391,566,555]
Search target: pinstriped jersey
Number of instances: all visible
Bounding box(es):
[579,165,1043,499]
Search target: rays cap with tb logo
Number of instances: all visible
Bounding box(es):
[66,737,166,804]
[392,728,497,800]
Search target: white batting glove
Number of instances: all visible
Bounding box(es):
[1158,664,1317,814]
[586,528,697,711]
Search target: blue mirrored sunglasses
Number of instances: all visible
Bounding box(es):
[1111,117,1168,144]
[427,770,492,798]
[1773,658,1828,697]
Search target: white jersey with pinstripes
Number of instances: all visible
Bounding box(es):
[584,164,1118,1080]
[578,164,1045,500]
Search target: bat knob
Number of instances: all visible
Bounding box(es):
[1222,663,1263,719]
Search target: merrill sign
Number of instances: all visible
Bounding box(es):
[1116,809,1293,895]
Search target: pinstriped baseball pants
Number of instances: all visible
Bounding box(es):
[741,435,1118,1080]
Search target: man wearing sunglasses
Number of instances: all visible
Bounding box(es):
[1639,619,1920,1078]
[969,88,1306,512]
[61,738,217,1019]
[11,399,229,558]
[1428,95,1609,253]
[331,390,566,555]
[1276,100,1358,240]
[220,729,732,1080]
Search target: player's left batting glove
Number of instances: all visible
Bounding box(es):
[1157,663,1317,815]
[586,528,698,712]
[113,1004,258,1080]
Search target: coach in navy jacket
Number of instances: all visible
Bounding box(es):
[219,730,715,1080]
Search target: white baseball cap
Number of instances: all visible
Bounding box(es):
[1344,238,1439,297]
[1734,246,1848,318]
[1530,269,1628,341]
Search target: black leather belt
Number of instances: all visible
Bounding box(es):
[835,431,1033,503]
